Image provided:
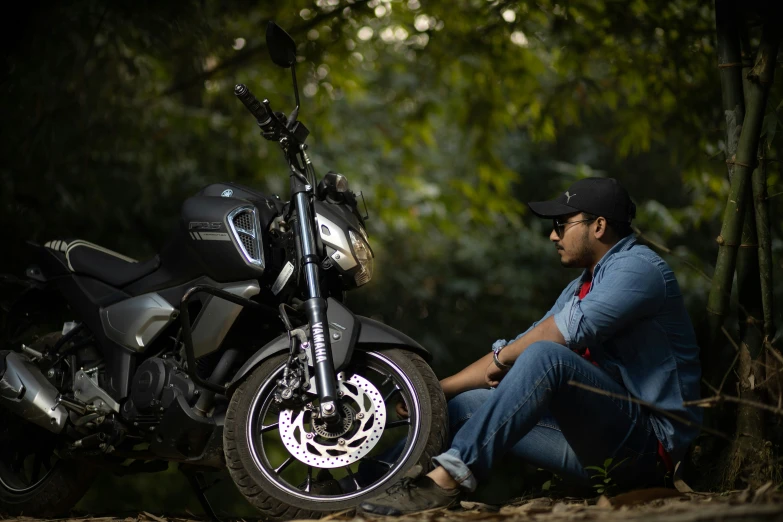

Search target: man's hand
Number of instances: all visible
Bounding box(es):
[436,317,566,396]
[485,360,509,388]
[483,316,565,388]
[395,400,409,418]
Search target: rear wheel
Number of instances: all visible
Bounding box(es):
[0,332,98,516]
[0,412,97,517]
[224,349,447,520]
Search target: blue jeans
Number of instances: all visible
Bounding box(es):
[432,341,664,492]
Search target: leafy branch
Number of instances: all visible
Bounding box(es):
[162,0,372,96]
[585,457,628,495]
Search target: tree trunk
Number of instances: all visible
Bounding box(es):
[705,0,745,387]
[717,11,781,485]
[723,186,768,488]
[706,19,780,374]
[738,21,753,110]
[752,144,780,407]
[751,143,775,346]
[715,0,745,161]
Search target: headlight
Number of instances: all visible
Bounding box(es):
[349,230,374,286]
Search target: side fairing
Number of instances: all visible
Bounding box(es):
[101,292,176,352]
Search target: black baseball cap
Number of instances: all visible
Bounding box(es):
[527,177,636,223]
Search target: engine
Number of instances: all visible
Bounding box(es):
[122,357,196,421]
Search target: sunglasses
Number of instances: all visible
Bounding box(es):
[552,217,596,238]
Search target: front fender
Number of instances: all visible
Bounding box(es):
[354,316,430,360]
[228,301,431,392]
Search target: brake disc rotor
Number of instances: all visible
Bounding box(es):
[278,373,386,469]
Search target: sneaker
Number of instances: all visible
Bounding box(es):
[359,465,462,516]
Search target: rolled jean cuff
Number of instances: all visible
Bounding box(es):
[432,448,477,492]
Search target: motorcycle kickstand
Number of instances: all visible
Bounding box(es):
[180,467,221,522]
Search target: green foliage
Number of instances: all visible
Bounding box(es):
[584,457,628,495]
[3,3,781,358]
[539,468,563,492]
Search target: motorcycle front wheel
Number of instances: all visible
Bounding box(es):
[223,348,448,520]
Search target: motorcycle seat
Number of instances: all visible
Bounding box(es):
[44,239,160,288]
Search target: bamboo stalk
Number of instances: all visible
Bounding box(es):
[734,193,764,444]
[738,20,753,112]
[753,142,779,402]
[715,0,745,179]
[707,20,780,338]
[706,0,745,341]
[737,199,762,359]
[719,17,781,488]
[752,143,774,341]
[705,0,746,390]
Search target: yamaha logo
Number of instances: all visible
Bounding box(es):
[221,189,234,198]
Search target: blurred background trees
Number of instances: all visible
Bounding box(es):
[1,0,782,514]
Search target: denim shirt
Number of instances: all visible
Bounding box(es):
[493,235,701,462]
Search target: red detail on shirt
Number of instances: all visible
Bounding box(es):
[576,279,672,472]
[658,441,674,473]
[578,280,592,300]
[577,281,596,366]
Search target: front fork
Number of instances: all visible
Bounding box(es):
[293,189,341,423]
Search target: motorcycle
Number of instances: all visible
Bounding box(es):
[0,22,447,520]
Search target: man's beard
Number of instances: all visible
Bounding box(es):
[560,230,592,268]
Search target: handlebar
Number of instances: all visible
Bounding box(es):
[234,84,272,125]
[235,82,310,155]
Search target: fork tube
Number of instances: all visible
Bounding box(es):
[295,191,321,299]
[294,191,340,421]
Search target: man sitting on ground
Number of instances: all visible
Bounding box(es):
[361,177,702,515]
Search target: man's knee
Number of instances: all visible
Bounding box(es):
[514,341,569,368]
[505,341,579,384]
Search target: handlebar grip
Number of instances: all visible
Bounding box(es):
[234,84,272,124]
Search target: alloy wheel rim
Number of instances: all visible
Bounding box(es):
[245,351,422,503]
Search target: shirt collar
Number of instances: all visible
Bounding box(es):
[579,235,637,283]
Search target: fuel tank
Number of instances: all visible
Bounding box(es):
[125,183,285,296]
[177,185,278,283]
[198,182,284,217]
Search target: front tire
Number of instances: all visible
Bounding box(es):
[224,349,447,520]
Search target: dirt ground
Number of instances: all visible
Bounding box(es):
[4,486,783,522]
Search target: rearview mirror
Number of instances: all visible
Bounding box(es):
[266,22,297,68]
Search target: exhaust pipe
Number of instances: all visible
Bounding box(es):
[0,351,67,433]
